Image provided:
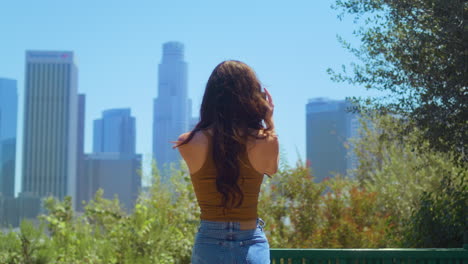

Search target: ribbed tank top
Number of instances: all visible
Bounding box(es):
[190,130,264,221]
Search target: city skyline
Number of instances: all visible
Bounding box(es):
[2,49,365,225]
[0,0,381,196]
[1,46,369,196]
[0,55,365,223]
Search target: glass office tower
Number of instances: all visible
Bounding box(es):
[21,51,78,207]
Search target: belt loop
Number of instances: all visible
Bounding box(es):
[258,218,265,231]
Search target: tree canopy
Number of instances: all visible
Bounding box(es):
[328,0,467,163]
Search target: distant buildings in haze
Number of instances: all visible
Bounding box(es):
[153,42,194,181]
[93,108,136,156]
[1,50,144,227]
[21,51,78,207]
[0,51,79,227]
[76,94,86,211]
[0,78,17,199]
[0,78,18,227]
[81,152,141,212]
[77,108,141,212]
[306,98,360,182]
[1,45,367,229]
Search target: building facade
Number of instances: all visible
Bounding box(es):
[21,51,78,208]
[82,153,141,212]
[306,98,359,182]
[93,108,136,156]
[77,108,141,212]
[0,78,17,198]
[152,42,191,180]
[76,94,86,211]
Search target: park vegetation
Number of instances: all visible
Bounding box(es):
[1,0,466,262]
[0,113,466,263]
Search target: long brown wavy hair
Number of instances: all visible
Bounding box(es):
[174,60,274,209]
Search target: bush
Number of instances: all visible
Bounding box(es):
[0,162,198,264]
[259,159,395,248]
[1,115,465,263]
[403,170,467,248]
[350,113,467,247]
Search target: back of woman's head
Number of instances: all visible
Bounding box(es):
[200,60,268,130]
[177,60,274,209]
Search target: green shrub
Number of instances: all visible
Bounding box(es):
[403,170,467,248]
[1,114,465,263]
[259,158,395,248]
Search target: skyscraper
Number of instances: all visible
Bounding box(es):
[76,94,86,211]
[82,153,141,212]
[93,108,136,156]
[78,108,141,212]
[306,98,358,182]
[21,51,78,207]
[153,42,190,180]
[0,78,17,198]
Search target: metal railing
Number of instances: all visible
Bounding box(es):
[270,247,468,263]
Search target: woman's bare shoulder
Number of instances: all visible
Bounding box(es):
[245,129,278,155]
[247,129,279,175]
[176,131,210,174]
[177,130,208,148]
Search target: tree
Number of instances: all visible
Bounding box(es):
[350,113,467,246]
[328,0,468,163]
[258,158,398,248]
[0,162,199,264]
[404,171,467,248]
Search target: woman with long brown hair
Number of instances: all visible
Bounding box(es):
[173,60,278,263]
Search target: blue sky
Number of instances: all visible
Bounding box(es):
[0,0,376,193]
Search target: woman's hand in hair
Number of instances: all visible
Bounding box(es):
[264,88,274,118]
[264,87,275,121]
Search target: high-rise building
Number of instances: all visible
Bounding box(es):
[306,98,359,182]
[77,108,141,212]
[21,51,78,208]
[0,78,17,198]
[0,196,19,227]
[93,108,136,156]
[83,153,141,212]
[346,116,360,175]
[76,94,86,211]
[153,42,191,180]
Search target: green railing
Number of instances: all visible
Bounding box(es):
[270,248,468,263]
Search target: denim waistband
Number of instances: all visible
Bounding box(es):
[196,218,266,241]
[199,218,265,231]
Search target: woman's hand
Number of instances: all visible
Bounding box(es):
[264,87,274,120]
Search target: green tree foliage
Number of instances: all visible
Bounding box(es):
[328,0,467,162]
[353,114,450,218]
[1,117,466,263]
[0,162,198,264]
[351,113,467,247]
[404,171,467,248]
[259,160,396,248]
[0,220,51,264]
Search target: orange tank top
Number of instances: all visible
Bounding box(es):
[190,130,264,221]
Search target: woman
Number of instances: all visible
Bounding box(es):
[173,60,279,264]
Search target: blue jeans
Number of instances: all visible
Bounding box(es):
[191,218,270,264]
